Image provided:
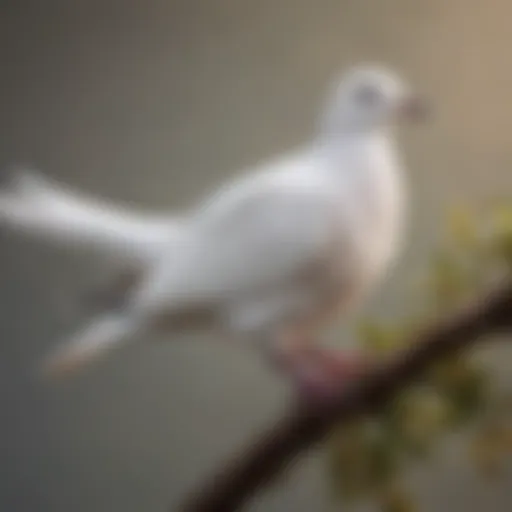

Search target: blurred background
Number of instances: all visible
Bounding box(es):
[1,0,512,510]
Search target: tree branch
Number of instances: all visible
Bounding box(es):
[180,279,512,512]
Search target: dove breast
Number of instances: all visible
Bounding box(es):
[221,137,405,339]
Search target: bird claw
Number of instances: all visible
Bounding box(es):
[284,347,368,404]
[295,372,344,403]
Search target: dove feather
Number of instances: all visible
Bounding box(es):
[0,169,181,265]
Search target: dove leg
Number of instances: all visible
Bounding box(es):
[277,340,368,401]
[248,327,366,401]
[227,294,367,400]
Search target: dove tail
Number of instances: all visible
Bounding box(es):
[0,166,177,265]
[41,313,140,379]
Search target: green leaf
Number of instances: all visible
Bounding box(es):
[378,485,417,512]
[492,204,512,231]
[356,320,404,353]
[327,421,373,500]
[446,204,478,249]
[390,389,451,458]
[370,433,401,487]
[427,251,470,309]
[490,204,512,266]
[328,420,403,500]
[447,369,490,425]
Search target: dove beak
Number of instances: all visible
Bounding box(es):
[397,94,430,122]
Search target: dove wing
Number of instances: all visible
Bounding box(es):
[133,162,341,312]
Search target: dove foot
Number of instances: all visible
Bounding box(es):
[279,346,368,403]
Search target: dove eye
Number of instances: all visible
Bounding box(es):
[354,84,381,107]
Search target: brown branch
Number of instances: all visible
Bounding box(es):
[180,279,512,512]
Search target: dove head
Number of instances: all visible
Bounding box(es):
[319,64,428,137]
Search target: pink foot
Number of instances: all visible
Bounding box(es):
[281,347,368,403]
[295,371,343,402]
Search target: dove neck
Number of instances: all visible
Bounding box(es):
[314,127,395,159]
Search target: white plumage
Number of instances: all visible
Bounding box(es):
[0,64,428,396]
[0,168,180,265]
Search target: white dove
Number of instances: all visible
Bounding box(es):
[0,64,428,398]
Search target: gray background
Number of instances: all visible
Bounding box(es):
[1,1,512,511]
